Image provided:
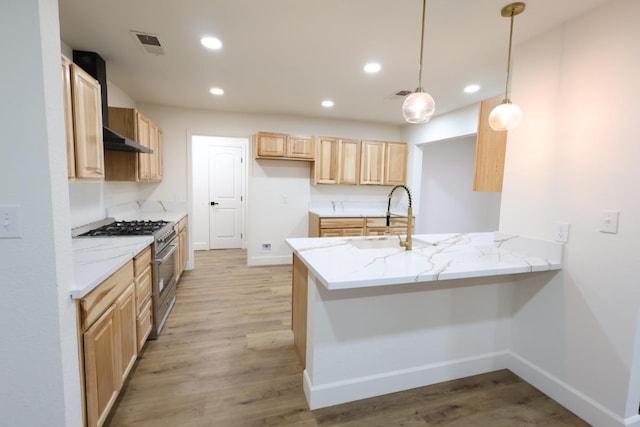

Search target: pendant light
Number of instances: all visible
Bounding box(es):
[402,0,435,123]
[489,2,526,131]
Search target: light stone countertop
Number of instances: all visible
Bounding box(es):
[286,232,562,290]
[70,236,153,299]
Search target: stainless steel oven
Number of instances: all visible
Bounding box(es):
[152,234,178,338]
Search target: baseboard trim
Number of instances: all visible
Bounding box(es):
[303,350,632,425]
[247,254,291,266]
[507,351,629,427]
[304,351,510,410]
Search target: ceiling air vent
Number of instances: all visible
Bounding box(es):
[385,89,413,100]
[130,30,165,55]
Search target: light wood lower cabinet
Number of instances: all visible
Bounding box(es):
[175,216,188,282]
[79,260,135,427]
[133,247,153,352]
[309,213,412,237]
[83,304,119,427]
[78,246,153,427]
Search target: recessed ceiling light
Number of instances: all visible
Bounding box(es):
[464,84,480,93]
[200,36,222,50]
[209,87,224,95]
[364,63,381,73]
[321,100,334,108]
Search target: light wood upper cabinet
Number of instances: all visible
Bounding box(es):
[255,132,314,161]
[473,96,507,192]
[360,140,408,186]
[62,56,76,179]
[136,113,152,181]
[64,57,104,181]
[314,137,340,184]
[288,135,314,159]
[360,141,386,185]
[384,142,408,186]
[104,108,163,182]
[313,137,361,185]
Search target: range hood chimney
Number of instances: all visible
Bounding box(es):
[72,50,152,154]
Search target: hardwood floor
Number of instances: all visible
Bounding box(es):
[106,249,590,427]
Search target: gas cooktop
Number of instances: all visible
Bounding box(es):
[78,220,169,237]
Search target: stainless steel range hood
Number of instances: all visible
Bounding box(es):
[72,50,153,154]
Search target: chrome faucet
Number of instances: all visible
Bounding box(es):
[386,185,413,250]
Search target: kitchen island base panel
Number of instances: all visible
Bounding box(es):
[303,351,511,410]
[303,273,516,409]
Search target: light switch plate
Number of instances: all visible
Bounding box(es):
[0,205,22,238]
[600,210,619,234]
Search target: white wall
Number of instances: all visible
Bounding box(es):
[136,103,403,265]
[1,1,81,425]
[499,0,640,424]
[417,136,501,233]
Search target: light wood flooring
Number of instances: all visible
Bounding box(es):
[105,249,590,427]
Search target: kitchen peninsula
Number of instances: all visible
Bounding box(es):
[286,232,562,410]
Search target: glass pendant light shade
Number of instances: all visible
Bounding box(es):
[489,101,522,131]
[402,89,436,123]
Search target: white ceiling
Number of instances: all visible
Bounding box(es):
[58,0,610,125]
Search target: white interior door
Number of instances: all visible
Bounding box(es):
[208,145,243,249]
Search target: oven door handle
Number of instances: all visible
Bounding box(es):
[156,243,178,263]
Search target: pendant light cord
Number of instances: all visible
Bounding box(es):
[417,0,426,90]
[503,10,516,101]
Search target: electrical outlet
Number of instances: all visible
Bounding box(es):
[600,210,619,234]
[554,222,570,243]
[261,243,272,251]
[0,205,22,239]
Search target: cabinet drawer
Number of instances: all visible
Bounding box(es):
[80,261,134,332]
[136,300,153,352]
[366,227,407,236]
[135,265,152,313]
[133,246,151,276]
[319,217,365,229]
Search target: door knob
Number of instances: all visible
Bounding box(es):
[210,201,219,206]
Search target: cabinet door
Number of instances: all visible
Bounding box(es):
[62,56,76,179]
[116,283,137,383]
[473,96,507,192]
[384,142,408,185]
[156,128,164,180]
[148,122,160,181]
[256,132,287,158]
[84,305,120,427]
[360,141,385,185]
[314,137,340,184]
[339,139,360,185]
[288,136,314,159]
[136,113,151,181]
[71,64,104,180]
